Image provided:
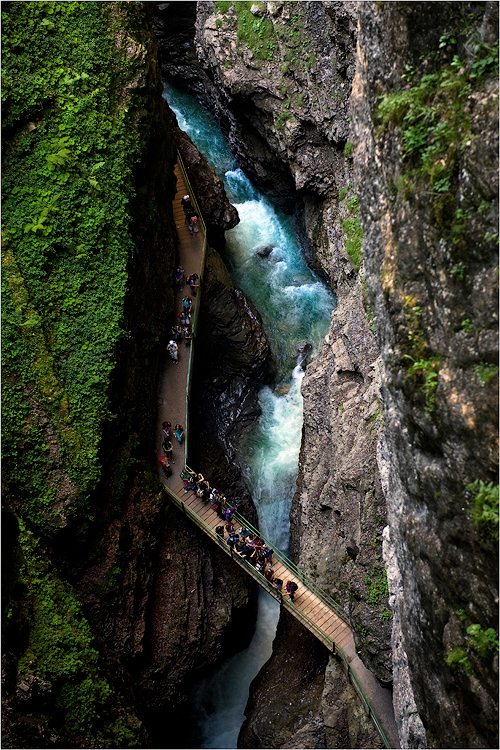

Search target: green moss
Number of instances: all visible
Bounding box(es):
[343,141,353,156]
[234,2,276,60]
[216,1,232,12]
[1,1,150,531]
[376,36,498,222]
[342,216,363,272]
[16,523,140,744]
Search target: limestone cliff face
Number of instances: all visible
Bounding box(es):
[352,3,499,747]
[154,2,498,748]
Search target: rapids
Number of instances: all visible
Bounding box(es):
[162,81,336,748]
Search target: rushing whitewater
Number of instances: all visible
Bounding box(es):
[163,81,335,748]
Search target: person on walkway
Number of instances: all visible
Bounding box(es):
[180,467,196,492]
[180,311,190,327]
[174,266,185,289]
[216,525,225,538]
[158,455,172,479]
[285,580,298,602]
[181,195,193,214]
[262,545,273,564]
[225,505,235,524]
[174,424,184,444]
[162,438,174,461]
[186,273,199,296]
[264,568,274,583]
[197,478,210,500]
[186,213,199,235]
[237,527,250,541]
[255,552,266,573]
[227,532,239,550]
[183,325,192,347]
[182,296,193,316]
[225,521,235,534]
[167,339,178,364]
[161,421,172,441]
[273,578,283,592]
[171,324,183,343]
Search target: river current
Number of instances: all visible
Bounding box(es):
[163,81,336,748]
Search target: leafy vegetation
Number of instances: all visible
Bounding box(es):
[365,569,389,606]
[377,30,498,227]
[342,193,363,272]
[473,363,499,385]
[12,523,140,744]
[445,622,499,676]
[2,1,149,530]
[466,479,499,539]
[1,3,153,744]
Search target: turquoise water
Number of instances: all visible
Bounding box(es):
[163,81,335,748]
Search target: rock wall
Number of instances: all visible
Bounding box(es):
[352,2,499,747]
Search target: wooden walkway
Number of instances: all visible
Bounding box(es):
[156,155,399,749]
[169,478,353,651]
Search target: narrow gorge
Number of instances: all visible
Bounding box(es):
[2,2,498,750]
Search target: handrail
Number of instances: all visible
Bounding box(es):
[336,644,391,749]
[230,508,350,625]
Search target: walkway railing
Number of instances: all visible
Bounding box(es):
[166,156,393,750]
[176,149,208,466]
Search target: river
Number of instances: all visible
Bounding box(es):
[162,81,336,748]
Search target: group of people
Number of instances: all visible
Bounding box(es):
[178,467,299,602]
[158,421,184,478]
[181,194,199,236]
[167,294,193,364]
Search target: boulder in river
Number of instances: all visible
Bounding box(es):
[256,245,274,258]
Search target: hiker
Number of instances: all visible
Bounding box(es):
[183,325,192,347]
[167,339,178,364]
[186,213,199,235]
[262,545,273,563]
[158,455,172,479]
[286,581,298,602]
[186,273,199,296]
[264,568,274,583]
[161,421,171,441]
[174,424,184,444]
[197,478,210,500]
[227,532,239,550]
[162,439,174,461]
[237,527,250,541]
[273,578,283,592]
[171,324,183,343]
[225,521,235,534]
[182,296,193,315]
[174,266,185,288]
[216,525,225,538]
[255,552,266,573]
[181,194,193,214]
[180,467,196,492]
[225,505,235,524]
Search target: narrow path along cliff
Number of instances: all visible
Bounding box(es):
[157,155,400,750]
